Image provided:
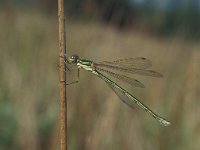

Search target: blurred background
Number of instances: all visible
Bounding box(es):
[0,0,200,150]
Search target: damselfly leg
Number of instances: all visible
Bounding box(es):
[59,54,79,85]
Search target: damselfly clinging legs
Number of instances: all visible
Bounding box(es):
[65,54,170,126]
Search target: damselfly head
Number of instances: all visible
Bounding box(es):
[68,54,79,63]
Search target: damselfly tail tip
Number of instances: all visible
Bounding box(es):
[159,118,171,126]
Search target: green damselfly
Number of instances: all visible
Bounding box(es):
[65,54,170,126]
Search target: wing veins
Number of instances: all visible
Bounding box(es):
[94,62,163,77]
[108,84,135,109]
[99,57,152,69]
[96,67,145,88]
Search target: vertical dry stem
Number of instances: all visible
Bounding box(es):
[58,0,67,150]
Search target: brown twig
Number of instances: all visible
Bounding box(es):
[58,0,67,150]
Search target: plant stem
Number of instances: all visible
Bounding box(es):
[58,0,67,150]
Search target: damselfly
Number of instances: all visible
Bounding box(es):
[65,54,170,126]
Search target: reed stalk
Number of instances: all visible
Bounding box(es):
[58,0,67,149]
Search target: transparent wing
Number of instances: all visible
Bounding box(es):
[108,84,135,109]
[99,57,152,69]
[94,63,163,77]
[96,67,145,88]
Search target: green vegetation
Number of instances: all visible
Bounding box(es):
[0,10,200,150]
[65,0,200,39]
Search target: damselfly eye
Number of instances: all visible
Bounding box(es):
[69,54,79,63]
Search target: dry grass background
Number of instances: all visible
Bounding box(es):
[0,10,200,150]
